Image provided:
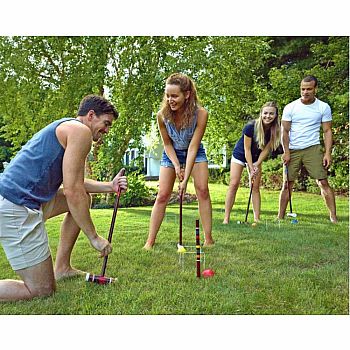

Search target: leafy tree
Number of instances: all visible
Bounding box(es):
[196,37,272,161]
[0,36,114,149]
[91,36,169,180]
[0,36,347,193]
[267,37,349,192]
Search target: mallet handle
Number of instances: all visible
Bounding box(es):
[245,179,254,223]
[179,190,183,246]
[101,169,125,277]
[178,166,185,246]
[196,219,201,278]
[285,166,293,214]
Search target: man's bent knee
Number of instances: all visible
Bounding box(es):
[29,282,56,298]
[17,256,56,299]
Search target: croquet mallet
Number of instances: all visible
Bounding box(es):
[195,219,201,278]
[285,166,297,218]
[244,177,254,223]
[86,169,125,285]
[177,166,186,253]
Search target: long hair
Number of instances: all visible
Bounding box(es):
[159,73,200,128]
[254,101,281,151]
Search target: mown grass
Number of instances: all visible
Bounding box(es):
[0,182,348,315]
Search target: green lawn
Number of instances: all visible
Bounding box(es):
[0,182,348,315]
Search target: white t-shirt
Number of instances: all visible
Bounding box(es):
[282,98,332,150]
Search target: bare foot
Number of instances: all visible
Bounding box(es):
[330,217,338,224]
[55,267,85,281]
[222,220,229,224]
[143,243,154,251]
[203,240,215,247]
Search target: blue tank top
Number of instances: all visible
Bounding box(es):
[0,117,80,209]
[163,110,202,150]
[233,120,271,163]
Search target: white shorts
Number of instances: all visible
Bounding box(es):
[231,156,246,167]
[0,195,53,271]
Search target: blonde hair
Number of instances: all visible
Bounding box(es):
[159,73,200,128]
[254,101,281,151]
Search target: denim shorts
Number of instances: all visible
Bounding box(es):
[160,144,208,168]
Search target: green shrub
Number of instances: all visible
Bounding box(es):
[119,173,157,207]
[261,158,283,190]
[328,160,349,194]
[91,173,157,208]
[208,168,229,183]
[92,200,114,209]
[223,170,230,185]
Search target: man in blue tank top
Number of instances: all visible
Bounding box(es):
[0,95,127,301]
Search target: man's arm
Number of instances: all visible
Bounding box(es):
[84,169,127,194]
[322,121,333,168]
[61,123,111,255]
[281,120,291,165]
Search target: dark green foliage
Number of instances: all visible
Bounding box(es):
[0,138,12,171]
[91,173,157,208]
[0,36,348,193]
[208,168,229,184]
[261,158,283,190]
[119,173,156,208]
[328,124,349,193]
[267,37,349,194]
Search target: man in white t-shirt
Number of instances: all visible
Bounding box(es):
[278,75,337,223]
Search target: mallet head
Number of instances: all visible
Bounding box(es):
[85,273,116,285]
[287,213,297,218]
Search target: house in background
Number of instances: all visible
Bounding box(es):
[123,141,163,180]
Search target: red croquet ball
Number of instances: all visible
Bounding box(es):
[202,269,215,278]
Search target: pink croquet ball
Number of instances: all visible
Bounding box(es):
[202,269,215,278]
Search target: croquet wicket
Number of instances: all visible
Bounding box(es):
[178,219,205,278]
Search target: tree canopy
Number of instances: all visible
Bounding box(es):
[0,36,348,191]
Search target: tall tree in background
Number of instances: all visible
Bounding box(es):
[0,36,348,192]
[91,36,169,180]
[0,36,114,149]
[267,36,349,192]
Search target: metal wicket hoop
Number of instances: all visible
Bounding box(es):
[177,219,205,278]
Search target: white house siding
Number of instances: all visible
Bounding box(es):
[144,142,163,177]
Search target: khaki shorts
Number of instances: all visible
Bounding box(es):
[0,194,58,271]
[284,144,328,181]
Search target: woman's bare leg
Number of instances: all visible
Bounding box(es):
[143,167,176,250]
